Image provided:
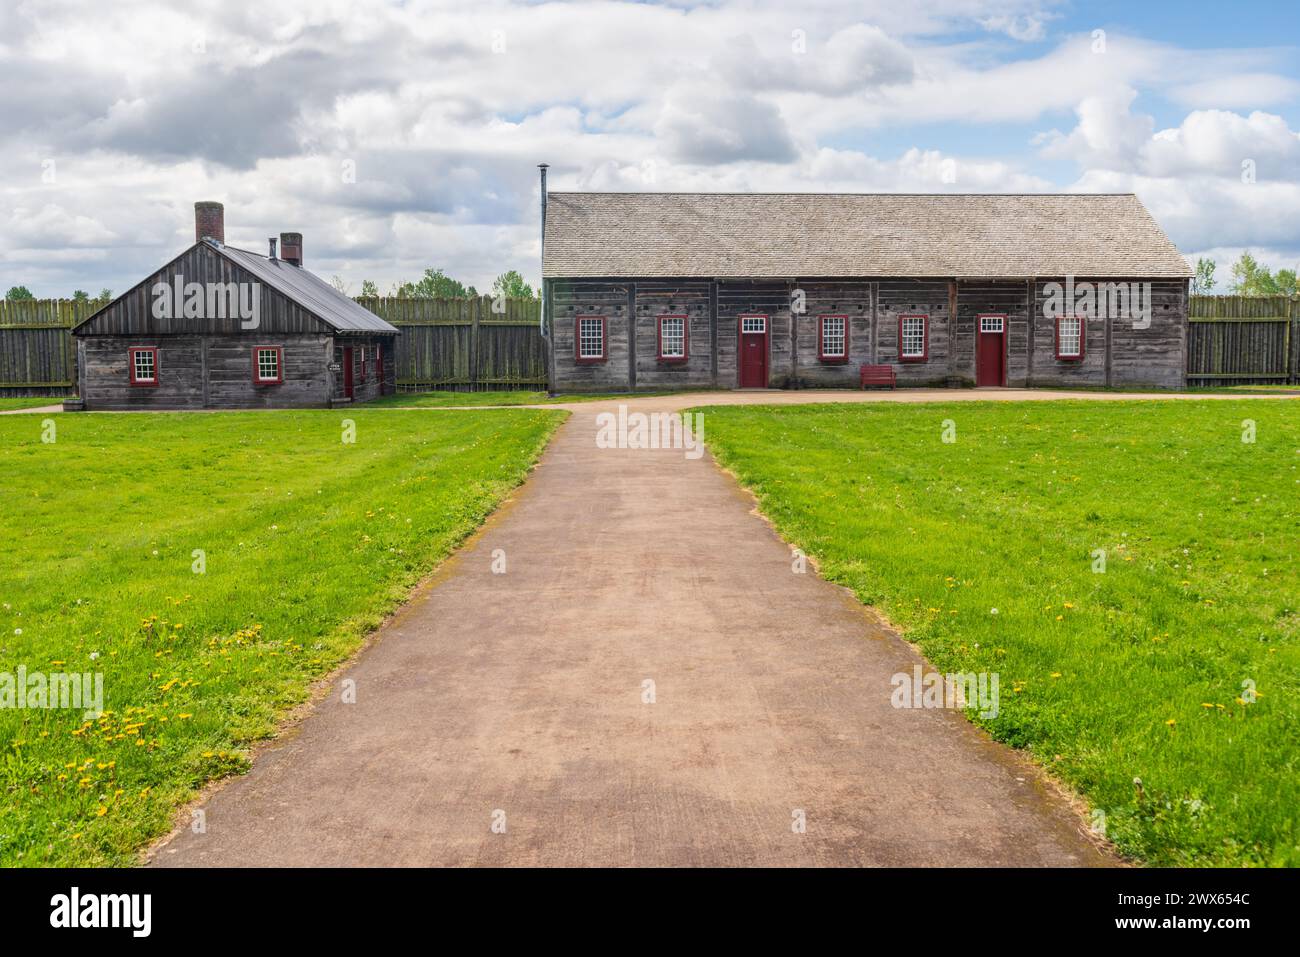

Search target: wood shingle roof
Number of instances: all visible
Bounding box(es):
[542,192,1192,279]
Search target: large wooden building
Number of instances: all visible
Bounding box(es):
[541,190,1193,392]
[70,202,398,410]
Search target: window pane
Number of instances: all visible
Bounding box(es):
[742,317,765,334]
[902,318,926,357]
[257,349,279,380]
[1060,318,1082,356]
[822,317,846,357]
[660,317,685,357]
[579,318,604,358]
[132,350,155,381]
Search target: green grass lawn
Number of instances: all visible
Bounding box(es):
[695,399,1299,866]
[0,407,563,865]
[0,397,64,411]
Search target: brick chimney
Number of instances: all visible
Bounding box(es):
[279,232,302,267]
[195,201,224,244]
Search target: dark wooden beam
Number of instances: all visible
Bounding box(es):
[627,282,637,391]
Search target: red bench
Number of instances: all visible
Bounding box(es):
[859,364,896,389]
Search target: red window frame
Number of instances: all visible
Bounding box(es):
[656,314,689,362]
[128,347,158,387]
[1055,315,1086,360]
[898,314,929,362]
[818,314,849,363]
[252,345,284,385]
[575,315,607,363]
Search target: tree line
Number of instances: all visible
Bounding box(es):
[328,269,539,301]
[1193,252,1299,296]
[3,268,538,303]
[4,286,113,302]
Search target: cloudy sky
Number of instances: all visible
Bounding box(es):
[2,0,1298,297]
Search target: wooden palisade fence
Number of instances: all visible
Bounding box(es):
[1186,295,1300,387]
[0,295,546,397]
[0,299,98,396]
[357,296,545,392]
[2,294,1295,395]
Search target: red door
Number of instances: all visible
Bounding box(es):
[739,316,768,388]
[976,315,1005,386]
[343,346,354,399]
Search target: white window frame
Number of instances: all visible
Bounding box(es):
[254,346,282,384]
[741,316,766,334]
[980,315,1004,333]
[129,347,157,385]
[900,315,927,360]
[577,316,605,361]
[820,315,847,360]
[658,315,687,360]
[1057,316,1084,359]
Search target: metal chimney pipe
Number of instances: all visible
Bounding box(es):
[538,163,548,336]
[268,237,277,259]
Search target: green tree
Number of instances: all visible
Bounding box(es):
[71,289,90,302]
[359,279,379,298]
[1228,251,1281,295]
[1192,257,1216,294]
[1274,268,1298,296]
[96,288,113,302]
[394,268,477,298]
[5,286,34,300]
[491,270,536,300]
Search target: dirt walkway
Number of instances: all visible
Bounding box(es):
[151,394,1118,867]
[0,404,62,415]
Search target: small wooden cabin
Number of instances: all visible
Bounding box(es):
[540,190,1192,392]
[70,202,398,410]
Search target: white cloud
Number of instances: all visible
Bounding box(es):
[0,0,1296,295]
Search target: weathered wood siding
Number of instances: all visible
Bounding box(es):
[633,280,714,390]
[792,282,873,388]
[548,281,632,392]
[1031,278,1186,389]
[1107,280,1186,389]
[74,243,331,337]
[332,337,396,403]
[875,280,952,386]
[956,281,1032,385]
[78,335,334,410]
[717,280,792,387]
[547,275,1193,391]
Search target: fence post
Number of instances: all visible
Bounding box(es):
[469,296,480,390]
